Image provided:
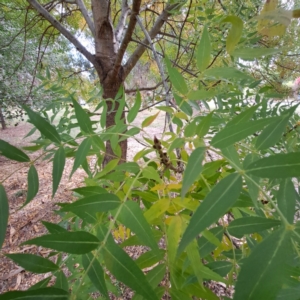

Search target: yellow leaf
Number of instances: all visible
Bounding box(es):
[174,112,188,120]
[144,198,170,223]
[142,112,160,128]
[151,183,166,191]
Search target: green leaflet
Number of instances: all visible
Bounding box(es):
[181,147,206,198]
[243,154,260,206]
[196,25,211,72]
[53,271,68,292]
[255,114,290,150]
[72,98,93,134]
[196,112,213,138]
[23,231,99,254]
[141,112,160,128]
[178,173,242,254]
[206,261,233,277]
[97,226,159,300]
[0,185,9,249]
[226,105,260,127]
[52,147,65,198]
[222,15,243,54]
[227,217,281,238]
[211,117,279,149]
[278,179,296,223]
[0,287,69,300]
[204,67,252,82]
[28,278,51,290]
[234,229,292,300]
[165,57,188,95]
[72,186,107,197]
[24,165,39,206]
[245,152,300,178]
[132,264,166,300]
[23,106,61,144]
[232,47,280,60]
[82,253,109,299]
[70,137,92,177]
[142,166,162,183]
[6,253,59,274]
[127,91,142,123]
[117,201,159,252]
[60,194,121,217]
[0,139,30,162]
[135,249,165,269]
[42,221,68,234]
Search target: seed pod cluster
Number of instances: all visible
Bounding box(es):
[153,136,171,166]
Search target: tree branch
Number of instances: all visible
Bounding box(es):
[26,0,97,66]
[111,0,142,79]
[115,0,130,47]
[123,3,179,78]
[75,0,95,37]
[125,81,163,93]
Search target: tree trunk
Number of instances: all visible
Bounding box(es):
[0,106,6,130]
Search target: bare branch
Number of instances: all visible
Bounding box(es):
[76,0,95,37]
[125,81,163,93]
[27,0,96,66]
[111,0,142,79]
[123,3,179,78]
[115,0,130,46]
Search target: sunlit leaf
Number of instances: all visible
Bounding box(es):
[206,261,233,277]
[52,147,65,198]
[178,173,242,254]
[142,166,162,182]
[196,25,211,72]
[142,112,160,128]
[23,232,99,254]
[181,147,206,198]
[0,139,30,162]
[222,16,243,54]
[144,198,170,223]
[82,253,109,299]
